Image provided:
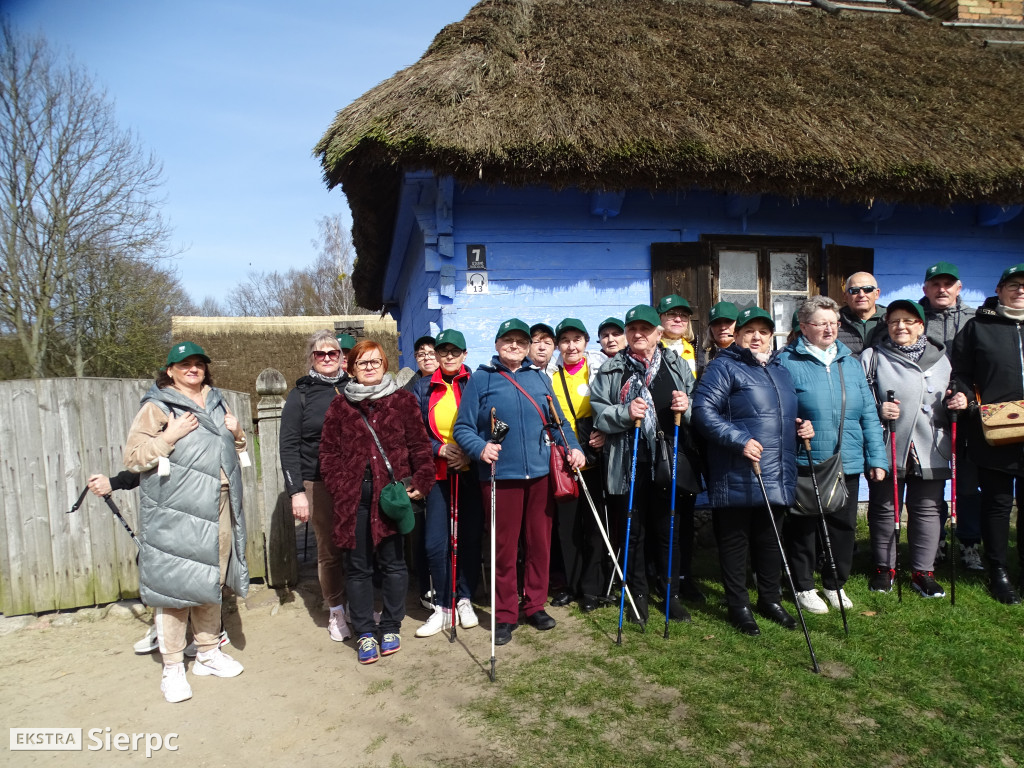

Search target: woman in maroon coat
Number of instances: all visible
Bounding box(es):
[320,340,435,664]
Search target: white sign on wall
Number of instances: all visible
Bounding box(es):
[467,272,488,294]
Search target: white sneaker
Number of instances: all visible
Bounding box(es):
[456,598,479,628]
[823,588,853,610]
[192,648,244,678]
[795,589,829,614]
[415,606,453,637]
[328,607,352,642]
[161,662,192,703]
[134,625,158,654]
[961,543,984,571]
[184,630,230,658]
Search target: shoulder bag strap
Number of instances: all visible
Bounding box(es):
[835,360,846,456]
[497,370,549,427]
[558,368,579,421]
[357,409,397,482]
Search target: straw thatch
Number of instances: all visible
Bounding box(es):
[170,315,398,420]
[315,0,1024,308]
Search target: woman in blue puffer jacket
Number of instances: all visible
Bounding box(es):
[692,307,814,637]
[776,296,888,616]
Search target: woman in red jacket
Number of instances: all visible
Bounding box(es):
[320,340,435,664]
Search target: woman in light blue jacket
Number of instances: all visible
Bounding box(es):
[777,296,888,616]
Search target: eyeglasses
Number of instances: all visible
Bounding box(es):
[313,349,341,361]
[414,351,436,360]
[355,358,384,370]
[887,318,921,327]
[805,321,838,329]
[847,286,877,295]
[661,310,690,319]
[1003,282,1024,292]
[499,337,529,347]
[436,348,464,359]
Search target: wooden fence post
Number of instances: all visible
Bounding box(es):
[256,368,297,588]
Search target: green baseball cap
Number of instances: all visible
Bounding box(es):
[886,299,926,323]
[555,318,589,340]
[335,333,357,351]
[529,322,555,339]
[624,304,661,328]
[999,263,1024,286]
[735,306,775,330]
[435,329,467,351]
[166,341,210,366]
[495,318,531,341]
[925,261,959,281]
[709,301,739,323]
[598,316,625,334]
[656,294,693,315]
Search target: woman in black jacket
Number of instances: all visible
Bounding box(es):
[280,330,349,639]
[952,264,1024,604]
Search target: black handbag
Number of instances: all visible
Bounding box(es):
[654,429,704,495]
[792,362,848,517]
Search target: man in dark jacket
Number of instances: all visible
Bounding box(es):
[919,261,983,571]
[838,272,887,356]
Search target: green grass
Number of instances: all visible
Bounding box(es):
[470,523,1024,768]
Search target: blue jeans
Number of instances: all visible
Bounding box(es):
[423,473,483,606]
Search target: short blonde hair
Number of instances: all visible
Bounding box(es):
[305,329,340,367]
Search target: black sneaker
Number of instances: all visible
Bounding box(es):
[911,571,946,599]
[494,623,517,646]
[869,567,894,593]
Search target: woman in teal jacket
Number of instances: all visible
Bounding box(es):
[776,296,888,615]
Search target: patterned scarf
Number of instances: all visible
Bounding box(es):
[893,335,927,363]
[308,368,344,385]
[619,346,662,442]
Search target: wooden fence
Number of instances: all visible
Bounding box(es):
[0,378,268,617]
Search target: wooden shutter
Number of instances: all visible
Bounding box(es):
[824,245,874,303]
[651,242,713,339]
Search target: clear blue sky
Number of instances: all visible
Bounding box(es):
[5,0,479,305]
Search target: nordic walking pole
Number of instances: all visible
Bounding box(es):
[68,487,141,551]
[753,460,820,674]
[949,384,959,607]
[803,439,849,636]
[887,390,903,602]
[617,419,643,646]
[487,408,509,683]
[449,472,459,643]
[664,412,681,640]
[545,396,642,623]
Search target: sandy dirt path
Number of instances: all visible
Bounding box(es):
[0,572,549,768]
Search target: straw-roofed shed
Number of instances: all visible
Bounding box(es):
[316,0,1024,363]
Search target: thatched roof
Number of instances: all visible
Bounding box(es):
[315,0,1024,309]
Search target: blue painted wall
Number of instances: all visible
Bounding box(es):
[387,173,1024,370]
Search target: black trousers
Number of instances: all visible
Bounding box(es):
[344,476,408,636]
[610,463,696,602]
[712,504,784,609]
[553,468,608,599]
[783,474,860,591]
[977,467,1024,571]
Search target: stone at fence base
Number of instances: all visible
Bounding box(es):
[0,615,35,636]
[107,600,147,619]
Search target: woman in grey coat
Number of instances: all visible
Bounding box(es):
[862,301,965,598]
[125,341,249,704]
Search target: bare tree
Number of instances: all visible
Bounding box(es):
[224,214,360,316]
[0,22,173,377]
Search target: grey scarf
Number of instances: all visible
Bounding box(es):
[308,368,344,385]
[344,374,398,403]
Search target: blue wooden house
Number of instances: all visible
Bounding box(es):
[315,0,1024,367]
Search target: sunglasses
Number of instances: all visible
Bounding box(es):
[847,286,877,295]
[313,350,341,361]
